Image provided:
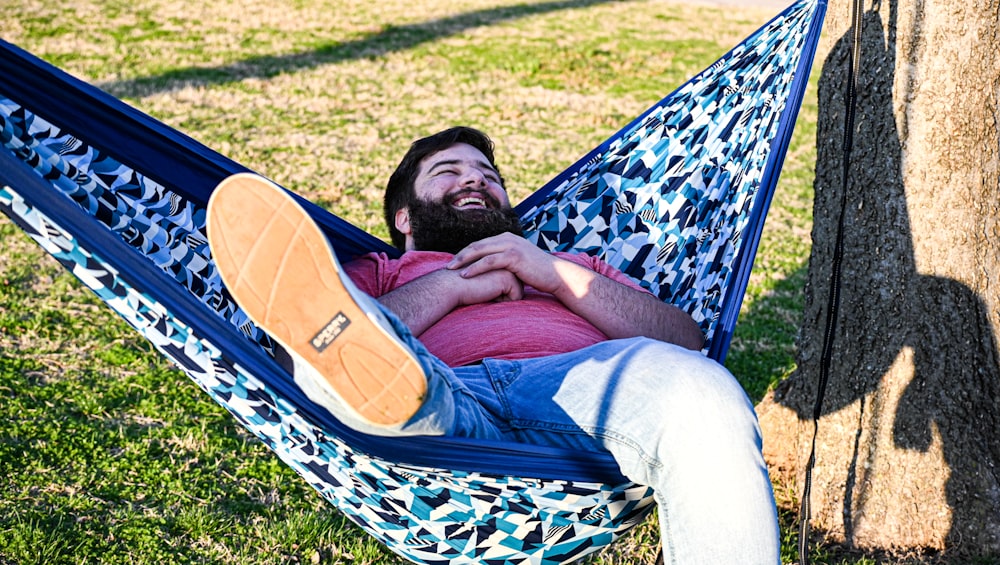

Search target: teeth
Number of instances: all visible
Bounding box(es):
[454,197,487,207]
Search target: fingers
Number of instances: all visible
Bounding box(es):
[448,233,534,278]
[504,274,525,301]
[459,251,513,279]
[447,241,491,271]
[452,268,524,305]
[495,282,525,302]
[447,233,519,269]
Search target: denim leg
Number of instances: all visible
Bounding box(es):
[480,337,780,565]
[374,302,509,440]
[360,305,779,562]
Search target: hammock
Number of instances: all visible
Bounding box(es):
[0,0,825,562]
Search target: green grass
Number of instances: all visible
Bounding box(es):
[0,0,838,563]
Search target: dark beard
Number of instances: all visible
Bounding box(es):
[407,196,524,254]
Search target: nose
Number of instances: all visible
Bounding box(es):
[459,167,486,188]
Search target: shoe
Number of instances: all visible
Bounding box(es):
[206,173,427,429]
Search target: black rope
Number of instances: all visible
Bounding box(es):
[798,0,864,562]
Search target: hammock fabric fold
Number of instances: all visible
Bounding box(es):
[0,0,825,562]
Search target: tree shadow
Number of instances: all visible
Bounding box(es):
[774,0,1000,556]
[98,0,628,98]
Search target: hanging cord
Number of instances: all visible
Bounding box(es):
[798,0,864,563]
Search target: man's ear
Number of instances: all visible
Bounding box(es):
[394,207,411,238]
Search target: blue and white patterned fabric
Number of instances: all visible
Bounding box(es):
[0,0,825,562]
[517,0,824,359]
[0,141,656,565]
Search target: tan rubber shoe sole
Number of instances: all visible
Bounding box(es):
[206,173,426,428]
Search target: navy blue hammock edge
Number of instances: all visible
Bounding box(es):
[0,0,826,563]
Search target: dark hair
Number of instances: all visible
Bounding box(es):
[384,126,504,249]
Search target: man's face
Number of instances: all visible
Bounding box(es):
[395,143,523,253]
[412,142,510,209]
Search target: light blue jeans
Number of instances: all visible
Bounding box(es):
[363,305,780,564]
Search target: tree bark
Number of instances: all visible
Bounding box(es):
[757,0,1000,557]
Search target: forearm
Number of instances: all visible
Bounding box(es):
[376,267,524,336]
[552,262,705,350]
[448,234,705,349]
[376,270,458,337]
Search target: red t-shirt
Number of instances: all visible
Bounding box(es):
[344,251,648,367]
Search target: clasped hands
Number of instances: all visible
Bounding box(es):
[442,232,590,307]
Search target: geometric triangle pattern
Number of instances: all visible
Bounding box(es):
[2,100,655,565]
[520,0,819,355]
[1,178,656,564]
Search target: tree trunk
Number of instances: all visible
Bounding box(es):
[757,0,1000,557]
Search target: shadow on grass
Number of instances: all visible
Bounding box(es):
[99,0,630,98]
[725,261,809,404]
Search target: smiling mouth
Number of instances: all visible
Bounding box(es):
[450,194,490,210]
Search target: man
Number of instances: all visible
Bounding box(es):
[207,127,780,564]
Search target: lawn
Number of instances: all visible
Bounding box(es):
[1,0,832,563]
